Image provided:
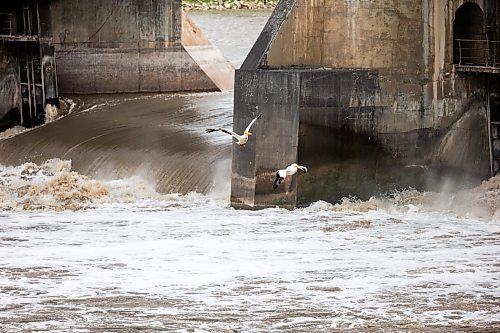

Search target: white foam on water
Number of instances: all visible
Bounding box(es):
[0,125,28,140]
[0,97,76,140]
[0,160,499,331]
[0,189,498,331]
[0,169,500,332]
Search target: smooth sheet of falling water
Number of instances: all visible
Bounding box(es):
[0,199,499,332]
[0,10,273,195]
[0,92,234,195]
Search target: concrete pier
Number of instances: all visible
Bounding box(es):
[231,0,500,209]
[50,0,233,94]
[0,0,234,130]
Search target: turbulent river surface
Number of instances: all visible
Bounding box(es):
[1,9,499,333]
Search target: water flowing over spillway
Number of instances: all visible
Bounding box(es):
[0,93,233,196]
[0,10,499,333]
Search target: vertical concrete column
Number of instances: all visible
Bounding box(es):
[230,0,300,209]
[230,70,258,208]
[167,0,182,47]
[154,0,166,48]
[139,0,181,48]
[231,69,300,209]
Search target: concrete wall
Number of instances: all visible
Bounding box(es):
[50,0,231,94]
[231,0,495,208]
[0,2,21,129]
[55,48,218,94]
[266,0,489,134]
[0,1,58,131]
[267,0,422,72]
[50,0,180,48]
[232,69,300,208]
[0,46,21,129]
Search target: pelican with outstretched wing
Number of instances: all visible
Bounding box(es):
[273,163,308,189]
[206,114,262,146]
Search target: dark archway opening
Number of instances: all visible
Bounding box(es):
[453,3,486,65]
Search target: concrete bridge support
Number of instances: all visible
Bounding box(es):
[0,0,233,131]
[49,0,233,94]
[231,0,499,209]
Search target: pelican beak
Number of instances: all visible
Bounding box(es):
[299,166,308,173]
[246,131,252,136]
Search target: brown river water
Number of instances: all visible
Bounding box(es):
[0,92,233,195]
[0,9,499,333]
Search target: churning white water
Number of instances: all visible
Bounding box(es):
[0,158,499,332]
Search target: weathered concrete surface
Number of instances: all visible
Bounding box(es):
[50,0,233,94]
[55,48,218,94]
[0,3,25,130]
[0,1,57,131]
[0,46,21,131]
[240,0,298,70]
[231,69,300,209]
[231,0,497,208]
[50,0,181,49]
[267,0,421,71]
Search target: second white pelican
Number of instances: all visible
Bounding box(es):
[273,163,308,189]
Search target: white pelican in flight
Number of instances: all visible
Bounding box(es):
[273,163,308,189]
[206,114,262,146]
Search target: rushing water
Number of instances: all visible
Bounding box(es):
[0,92,234,195]
[0,198,499,332]
[0,9,499,333]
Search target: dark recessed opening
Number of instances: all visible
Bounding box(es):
[0,107,21,132]
[453,3,486,65]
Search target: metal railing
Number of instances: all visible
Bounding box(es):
[0,13,13,36]
[455,38,500,68]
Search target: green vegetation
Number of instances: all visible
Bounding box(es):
[184,0,277,4]
[183,0,278,9]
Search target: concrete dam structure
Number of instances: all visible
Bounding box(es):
[0,1,57,130]
[0,0,233,131]
[50,0,233,94]
[231,0,500,209]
